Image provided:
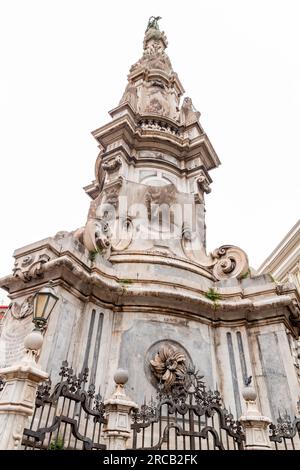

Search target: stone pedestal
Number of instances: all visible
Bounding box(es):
[239,385,272,450]
[103,369,138,450]
[0,351,48,450]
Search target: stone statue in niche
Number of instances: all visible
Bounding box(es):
[180,97,201,125]
[144,184,176,220]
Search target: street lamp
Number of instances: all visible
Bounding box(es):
[23,282,59,359]
[32,282,59,331]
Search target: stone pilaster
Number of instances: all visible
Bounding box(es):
[0,336,49,450]
[103,369,138,450]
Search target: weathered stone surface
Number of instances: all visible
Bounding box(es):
[0,19,299,434]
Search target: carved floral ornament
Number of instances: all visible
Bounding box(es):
[6,295,34,320]
[150,344,187,391]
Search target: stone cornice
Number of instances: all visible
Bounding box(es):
[1,237,299,335]
[91,106,220,170]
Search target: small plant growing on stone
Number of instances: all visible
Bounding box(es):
[117,278,133,285]
[49,435,64,450]
[240,269,251,280]
[205,288,221,303]
[89,248,103,261]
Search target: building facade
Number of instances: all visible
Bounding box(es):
[0,19,300,435]
[258,220,300,293]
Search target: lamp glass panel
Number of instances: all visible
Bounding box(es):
[45,295,58,320]
[33,293,50,319]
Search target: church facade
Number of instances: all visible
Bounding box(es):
[1,19,300,431]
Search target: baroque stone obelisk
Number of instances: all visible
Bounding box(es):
[0,18,299,422]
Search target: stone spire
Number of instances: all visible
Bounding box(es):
[119,17,200,125]
[81,19,250,283]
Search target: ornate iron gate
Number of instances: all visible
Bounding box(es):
[270,414,300,450]
[22,361,106,450]
[131,369,245,450]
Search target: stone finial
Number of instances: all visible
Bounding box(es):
[0,326,49,449]
[242,384,257,403]
[23,329,43,352]
[239,384,272,450]
[22,328,45,367]
[114,369,128,386]
[103,369,138,450]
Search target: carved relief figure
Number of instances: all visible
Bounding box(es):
[144,80,170,117]
[145,184,176,220]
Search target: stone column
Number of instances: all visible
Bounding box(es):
[0,330,49,450]
[103,369,138,450]
[239,385,272,450]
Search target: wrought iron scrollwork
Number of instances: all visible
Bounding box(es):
[269,414,300,449]
[22,360,106,450]
[132,368,245,450]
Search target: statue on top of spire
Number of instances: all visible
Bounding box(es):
[146,16,162,32]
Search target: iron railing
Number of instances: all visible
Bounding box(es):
[131,369,245,450]
[270,414,300,450]
[22,360,106,450]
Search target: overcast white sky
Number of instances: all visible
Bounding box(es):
[0,0,299,303]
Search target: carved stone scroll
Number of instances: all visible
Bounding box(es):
[212,245,249,281]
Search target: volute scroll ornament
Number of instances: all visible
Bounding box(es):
[83,218,112,254]
[212,245,249,281]
[102,156,122,173]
